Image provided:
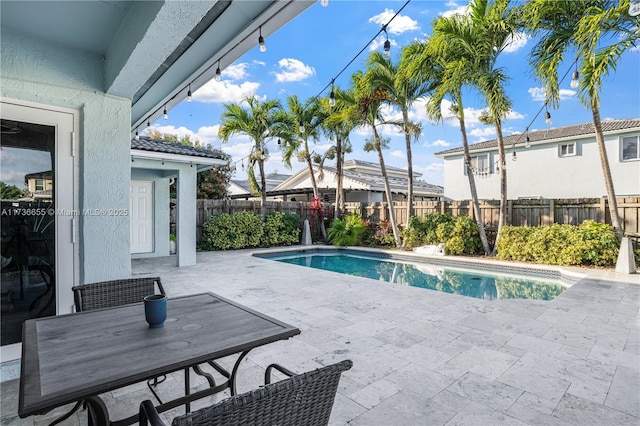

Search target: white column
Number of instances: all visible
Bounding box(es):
[176,166,197,266]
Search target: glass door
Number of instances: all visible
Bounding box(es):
[0,100,76,361]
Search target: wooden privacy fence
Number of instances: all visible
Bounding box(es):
[172,197,640,240]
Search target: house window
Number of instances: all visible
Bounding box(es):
[465,154,491,175]
[35,179,45,191]
[621,136,639,161]
[558,143,576,157]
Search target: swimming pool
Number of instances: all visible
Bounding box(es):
[258,249,569,301]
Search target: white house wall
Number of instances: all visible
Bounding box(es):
[442,130,640,200]
[1,29,132,283]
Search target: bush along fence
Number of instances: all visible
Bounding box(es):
[172,197,640,241]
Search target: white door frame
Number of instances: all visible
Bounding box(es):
[1,98,79,362]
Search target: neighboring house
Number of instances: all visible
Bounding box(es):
[229,172,292,200]
[0,1,311,361]
[270,159,444,202]
[435,119,640,200]
[130,137,228,258]
[24,171,53,200]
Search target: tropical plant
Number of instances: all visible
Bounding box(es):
[520,0,639,240]
[365,51,433,218]
[403,38,491,254]
[218,97,291,220]
[327,213,367,247]
[0,182,25,200]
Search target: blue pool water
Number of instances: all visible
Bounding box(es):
[259,251,568,301]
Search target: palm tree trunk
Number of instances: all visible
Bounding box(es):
[373,126,401,247]
[403,109,415,220]
[335,136,344,218]
[592,107,624,240]
[492,119,507,255]
[457,95,490,255]
[258,158,267,221]
[304,139,319,198]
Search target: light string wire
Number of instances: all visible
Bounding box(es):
[229,0,412,170]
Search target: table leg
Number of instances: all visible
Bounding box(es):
[184,367,190,414]
[229,350,250,396]
[84,396,110,426]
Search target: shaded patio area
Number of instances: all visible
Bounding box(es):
[2,247,639,425]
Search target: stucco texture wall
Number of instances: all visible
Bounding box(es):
[1,29,132,283]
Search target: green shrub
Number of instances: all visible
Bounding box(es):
[496,220,619,266]
[328,213,367,246]
[201,211,302,250]
[261,211,301,247]
[403,213,481,255]
[362,219,396,247]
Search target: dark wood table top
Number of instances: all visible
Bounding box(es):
[19,292,300,417]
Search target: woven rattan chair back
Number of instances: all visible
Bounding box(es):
[141,359,352,426]
[72,277,165,312]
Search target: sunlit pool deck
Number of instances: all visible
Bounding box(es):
[2,245,639,425]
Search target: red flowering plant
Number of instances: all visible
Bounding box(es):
[308,196,332,241]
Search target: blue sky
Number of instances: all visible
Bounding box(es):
[150,0,640,187]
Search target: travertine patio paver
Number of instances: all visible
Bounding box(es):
[1,247,639,425]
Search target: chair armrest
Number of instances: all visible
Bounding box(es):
[264,363,298,385]
[139,400,167,426]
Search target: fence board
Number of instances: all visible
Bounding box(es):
[171,196,640,240]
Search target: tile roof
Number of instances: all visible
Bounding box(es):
[131,136,228,160]
[435,118,640,156]
[321,165,444,195]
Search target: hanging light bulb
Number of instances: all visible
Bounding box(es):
[163,105,168,120]
[329,82,336,107]
[512,151,517,161]
[299,121,305,133]
[215,62,222,82]
[258,27,267,53]
[320,0,329,6]
[277,138,282,147]
[146,120,151,128]
[241,159,245,171]
[545,110,552,125]
[186,84,192,103]
[135,128,140,140]
[383,39,391,58]
[525,134,531,148]
[570,70,579,89]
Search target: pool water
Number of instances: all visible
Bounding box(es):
[260,251,568,301]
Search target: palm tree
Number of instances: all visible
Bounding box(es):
[403,38,492,255]
[218,97,290,221]
[322,87,356,218]
[521,0,639,240]
[435,0,516,253]
[351,70,402,247]
[282,95,328,198]
[365,51,433,219]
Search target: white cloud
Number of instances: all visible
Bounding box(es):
[273,58,315,83]
[369,9,419,35]
[528,87,576,101]
[441,4,470,18]
[193,79,260,103]
[222,63,249,80]
[469,126,496,138]
[506,110,525,120]
[390,150,405,159]
[424,139,451,148]
[502,32,530,53]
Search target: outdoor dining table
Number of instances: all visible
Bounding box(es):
[18,292,301,425]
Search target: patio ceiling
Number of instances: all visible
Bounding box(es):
[0,0,313,133]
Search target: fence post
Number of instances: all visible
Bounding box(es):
[599,197,607,224]
[548,199,555,226]
[507,200,513,226]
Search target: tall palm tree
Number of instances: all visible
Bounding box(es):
[435,0,516,253]
[365,51,433,219]
[351,70,402,247]
[521,0,639,240]
[323,87,356,218]
[218,97,290,221]
[282,95,328,198]
[403,38,492,255]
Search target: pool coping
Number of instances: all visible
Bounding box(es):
[253,244,589,285]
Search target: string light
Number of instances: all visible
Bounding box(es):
[163,105,168,120]
[215,62,222,82]
[258,27,267,52]
[525,133,531,148]
[186,85,192,103]
[135,128,140,140]
[382,25,391,58]
[545,105,552,125]
[299,121,305,133]
[320,0,329,7]
[570,62,579,89]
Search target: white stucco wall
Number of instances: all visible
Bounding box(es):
[1,29,132,283]
[442,130,640,200]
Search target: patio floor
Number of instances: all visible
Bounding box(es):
[2,247,639,425]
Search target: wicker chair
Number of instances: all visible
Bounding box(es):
[138,359,353,426]
[72,277,165,312]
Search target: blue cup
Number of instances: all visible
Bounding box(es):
[144,294,167,328]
